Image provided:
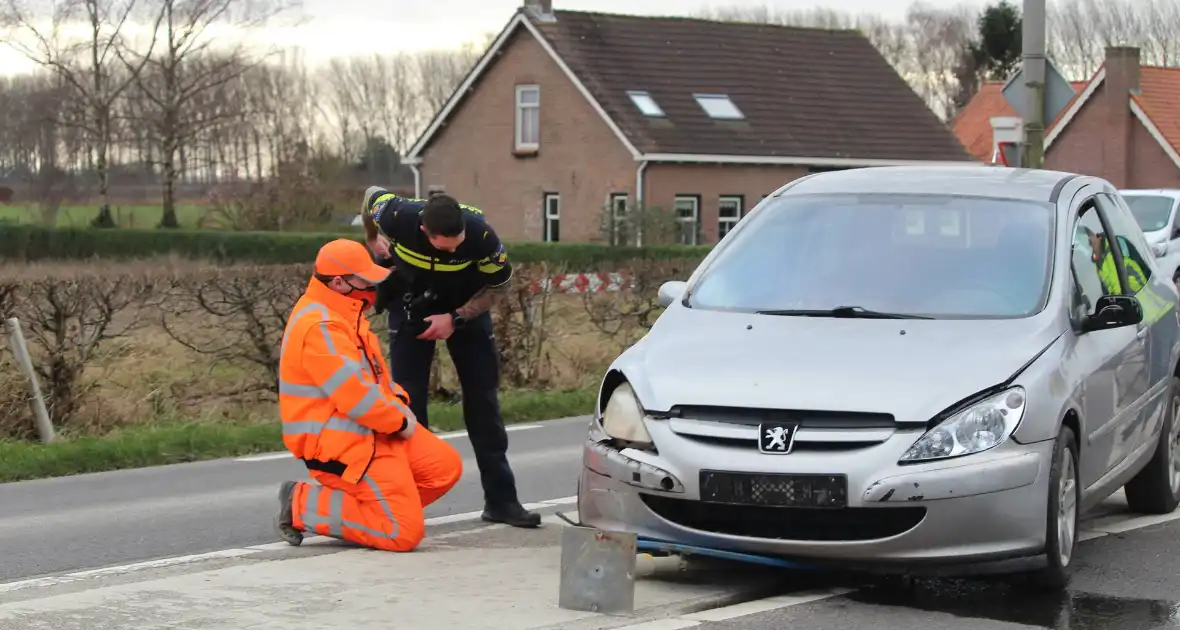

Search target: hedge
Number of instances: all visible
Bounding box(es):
[0,225,712,267]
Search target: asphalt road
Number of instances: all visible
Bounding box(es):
[0,415,591,583]
[672,517,1180,630]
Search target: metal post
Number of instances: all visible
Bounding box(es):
[4,317,55,443]
[1022,0,1047,169]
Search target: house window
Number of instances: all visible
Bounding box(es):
[718,195,744,240]
[626,90,664,117]
[609,193,629,246]
[544,192,560,242]
[674,195,700,245]
[693,94,744,120]
[515,85,540,151]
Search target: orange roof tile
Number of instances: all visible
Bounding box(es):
[951,79,1088,161]
[1134,66,1180,157]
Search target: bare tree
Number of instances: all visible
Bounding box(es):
[1,0,163,227]
[127,0,294,228]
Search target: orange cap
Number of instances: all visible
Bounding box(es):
[315,239,391,284]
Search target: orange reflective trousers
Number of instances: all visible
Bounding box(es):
[290,425,462,552]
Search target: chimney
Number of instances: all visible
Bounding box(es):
[523,0,555,22]
[989,116,1024,165]
[1103,46,1140,187]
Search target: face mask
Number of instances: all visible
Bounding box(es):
[344,282,377,308]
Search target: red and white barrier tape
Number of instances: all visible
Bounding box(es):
[527,273,634,294]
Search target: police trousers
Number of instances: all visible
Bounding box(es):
[388,308,520,506]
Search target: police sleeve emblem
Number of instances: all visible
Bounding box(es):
[491,244,507,265]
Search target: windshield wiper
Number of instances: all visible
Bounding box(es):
[755,305,933,320]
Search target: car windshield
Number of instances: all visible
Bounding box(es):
[1121,194,1174,232]
[686,193,1055,319]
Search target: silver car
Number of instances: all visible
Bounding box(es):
[577,166,1180,590]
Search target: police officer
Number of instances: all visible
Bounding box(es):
[359,186,541,528]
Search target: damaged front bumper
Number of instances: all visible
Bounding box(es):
[577,431,1057,565]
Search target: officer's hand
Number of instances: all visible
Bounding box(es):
[416,313,455,340]
[367,235,391,259]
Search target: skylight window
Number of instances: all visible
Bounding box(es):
[694,93,744,120]
[627,90,665,117]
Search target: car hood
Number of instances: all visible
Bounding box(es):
[1143,229,1168,245]
[621,308,1063,424]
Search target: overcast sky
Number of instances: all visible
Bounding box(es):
[1,0,969,74]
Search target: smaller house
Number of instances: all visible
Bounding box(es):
[952,46,1180,188]
[403,0,976,245]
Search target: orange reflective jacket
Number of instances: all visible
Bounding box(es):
[279,277,414,484]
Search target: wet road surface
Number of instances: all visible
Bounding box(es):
[682,507,1180,630]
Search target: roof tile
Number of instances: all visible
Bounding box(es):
[951,80,1088,161]
[530,10,974,162]
[1135,67,1180,155]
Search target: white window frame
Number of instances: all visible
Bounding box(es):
[626,90,665,117]
[609,193,629,245]
[544,192,560,242]
[718,195,743,240]
[693,93,744,120]
[515,85,540,151]
[674,195,700,246]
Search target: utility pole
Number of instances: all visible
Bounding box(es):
[1021,0,1047,168]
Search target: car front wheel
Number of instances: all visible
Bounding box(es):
[1023,424,1079,591]
[1124,376,1180,514]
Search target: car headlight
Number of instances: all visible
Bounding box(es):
[600,381,653,447]
[899,387,1027,463]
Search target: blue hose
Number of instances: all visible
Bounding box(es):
[636,537,821,571]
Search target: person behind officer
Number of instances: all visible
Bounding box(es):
[1086,227,1147,295]
[274,238,464,551]
[360,187,541,528]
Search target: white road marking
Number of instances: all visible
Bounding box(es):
[233,423,544,462]
[0,495,579,594]
[610,619,701,630]
[680,589,856,622]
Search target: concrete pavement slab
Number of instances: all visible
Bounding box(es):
[0,522,777,630]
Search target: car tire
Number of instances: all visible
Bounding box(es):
[1023,425,1079,592]
[1124,376,1180,515]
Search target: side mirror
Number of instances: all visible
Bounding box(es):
[657,280,688,308]
[1082,294,1143,333]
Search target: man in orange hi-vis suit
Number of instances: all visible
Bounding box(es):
[274,238,463,552]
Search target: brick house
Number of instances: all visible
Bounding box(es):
[402,0,976,245]
[952,46,1180,188]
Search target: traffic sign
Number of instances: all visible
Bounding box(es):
[1001,58,1077,125]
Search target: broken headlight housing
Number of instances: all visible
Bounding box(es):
[599,381,654,450]
[899,387,1027,463]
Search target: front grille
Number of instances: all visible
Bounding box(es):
[667,405,896,429]
[700,471,847,508]
[680,434,882,452]
[641,494,926,541]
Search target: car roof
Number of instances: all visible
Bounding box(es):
[780,165,1078,203]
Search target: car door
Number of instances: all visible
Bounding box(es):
[1098,192,1177,445]
[1069,194,1147,485]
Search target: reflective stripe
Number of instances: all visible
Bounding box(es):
[394,243,472,272]
[283,415,372,437]
[281,302,331,355]
[279,381,324,398]
[299,477,400,541]
[478,260,503,273]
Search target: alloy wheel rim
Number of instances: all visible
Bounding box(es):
[1170,393,1180,494]
[1057,446,1078,567]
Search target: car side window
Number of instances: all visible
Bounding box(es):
[1071,202,1110,319]
[1097,193,1152,293]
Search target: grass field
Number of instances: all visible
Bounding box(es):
[0,204,208,228]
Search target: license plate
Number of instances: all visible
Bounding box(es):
[699,471,848,508]
[758,421,798,454]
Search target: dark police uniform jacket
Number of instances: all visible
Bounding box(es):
[367,192,513,317]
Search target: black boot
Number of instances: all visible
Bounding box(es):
[482,501,542,528]
[275,480,303,546]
